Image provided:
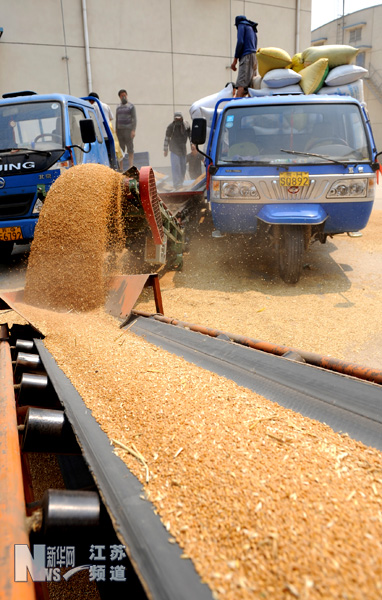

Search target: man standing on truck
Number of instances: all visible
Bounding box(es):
[116,89,137,170]
[230,16,258,98]
[163,112,191,189]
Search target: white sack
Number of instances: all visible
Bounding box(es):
[324,64,368,87]
[190,84,234,119]
[261,68,302,89]
[248,85,303,97]
[317,79,364,102]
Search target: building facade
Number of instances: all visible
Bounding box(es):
[312,4,382,154]
[0,0,312,169]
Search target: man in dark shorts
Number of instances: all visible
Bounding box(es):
[115,89,137,170]
[230,16,258,98]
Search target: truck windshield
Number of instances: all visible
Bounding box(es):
[0,101,63,152]
[216,103,370,165]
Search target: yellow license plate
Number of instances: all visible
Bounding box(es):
[0,226,23,241]
[279,172,309,187]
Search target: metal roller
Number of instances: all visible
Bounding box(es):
[15,339,35,353]
[17,372,51,406]
[41,489,100,533]
[21,407,80,454]
[14,352,44,381]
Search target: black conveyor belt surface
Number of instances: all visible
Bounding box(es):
[34,340,213,600]
[128,317,382,451]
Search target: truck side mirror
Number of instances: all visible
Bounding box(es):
[80,119,96,144]
[191,118,207,146]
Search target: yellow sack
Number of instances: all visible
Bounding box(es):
[256,47,292,78]
[299,58,329,94]
[109,122,123,161]
[302,45,359,68]
[291,53,305,73]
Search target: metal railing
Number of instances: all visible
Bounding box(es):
[364,63,382,104]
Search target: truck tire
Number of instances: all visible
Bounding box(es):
[0,242,14,262]
[278,225,304,284]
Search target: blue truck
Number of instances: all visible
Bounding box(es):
[192,93,380,283]
[0,90,117,260]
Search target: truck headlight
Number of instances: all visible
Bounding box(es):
[213,180,259,199]
[327,179,367,198]
[32,199,44,214]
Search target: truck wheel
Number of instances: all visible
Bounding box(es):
[278,225,304,284]
[0,242,14,262]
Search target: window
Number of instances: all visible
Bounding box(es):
[0,101,63,150]
[349,28,362,44]
[68,106,86,164]
[88,110,103,143]
[216,103,370,165]
[356,51,366,68]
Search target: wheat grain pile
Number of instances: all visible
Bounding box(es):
[24,164,125,311]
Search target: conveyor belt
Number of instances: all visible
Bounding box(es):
[127,317,382,452]
[34,340,213,600]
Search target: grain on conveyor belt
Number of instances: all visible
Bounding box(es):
[9,301,382,600]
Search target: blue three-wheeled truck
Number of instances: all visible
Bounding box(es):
[192,92,380,283]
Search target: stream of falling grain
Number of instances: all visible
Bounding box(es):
[24,163,125,311]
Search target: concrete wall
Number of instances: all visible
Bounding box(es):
[0,0,312,170]
[312,5,382,154]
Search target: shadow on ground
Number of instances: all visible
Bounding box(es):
[161,212,352,298]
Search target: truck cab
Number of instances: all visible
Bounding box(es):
[0,91,117,260]
[192,94,379,283]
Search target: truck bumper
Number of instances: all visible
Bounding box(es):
[0,218,37,242]
[257,204,327,225]
[210,200,374,234]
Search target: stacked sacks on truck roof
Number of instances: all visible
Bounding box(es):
[189,45,368,139]
[300,45,367,101]
[249,47,304,97]
[249,44,367,102]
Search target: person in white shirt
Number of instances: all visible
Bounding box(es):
[88,92,113,138]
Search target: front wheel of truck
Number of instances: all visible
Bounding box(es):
[277,225,304,284]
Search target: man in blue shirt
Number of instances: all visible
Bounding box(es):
[231,16,258,98]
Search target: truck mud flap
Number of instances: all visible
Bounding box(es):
[127,317,382,452]
[257,203,327,225]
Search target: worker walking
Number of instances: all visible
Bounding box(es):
[115,89,137,170]
[163,112,191,189]
[230,16,258,98]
